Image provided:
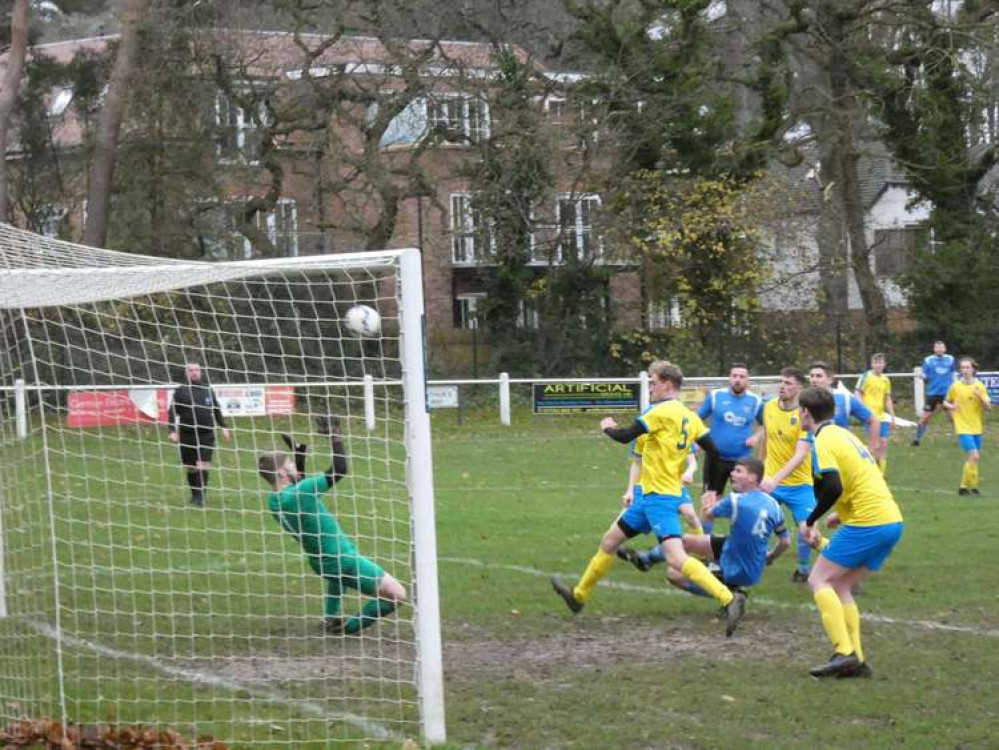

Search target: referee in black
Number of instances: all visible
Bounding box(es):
[168,362,230,507]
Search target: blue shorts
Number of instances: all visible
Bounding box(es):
[958,434,982,452]
[679,487,693,508]
[770,484,816,524]
[879,421,891,438]
[822,522,904,571]
[620,489,685,541]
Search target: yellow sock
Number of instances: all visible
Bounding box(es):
[573,550,615,603]
[961,461,973,489]
[842,602,864,663]
[814,587,853,655]
[969,462,980,489]
[681,557,733,606]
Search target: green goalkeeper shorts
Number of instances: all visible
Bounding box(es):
[310,551,385,597]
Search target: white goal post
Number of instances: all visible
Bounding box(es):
[0,224,445,746]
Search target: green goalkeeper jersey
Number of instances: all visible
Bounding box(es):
[268,474,357,561]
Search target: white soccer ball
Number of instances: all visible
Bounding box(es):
[344,304,381,337]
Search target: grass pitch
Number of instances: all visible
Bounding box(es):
[1,408,997,748]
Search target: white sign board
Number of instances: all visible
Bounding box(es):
[215,386,267,417]
[427,385,459,409]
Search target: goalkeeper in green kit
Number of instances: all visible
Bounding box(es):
[257,415,406,634]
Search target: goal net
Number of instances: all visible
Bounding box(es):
[0,224,444,746]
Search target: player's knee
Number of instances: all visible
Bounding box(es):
[380,576,406,603]
[665,547,687,569]
[969,451,980,463]
[599,530,622,554]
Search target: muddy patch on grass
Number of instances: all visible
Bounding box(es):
[444,615,815,681]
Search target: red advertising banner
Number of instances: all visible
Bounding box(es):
[67,386,297,427]
[67,389,169,428]
[266,385,296,415]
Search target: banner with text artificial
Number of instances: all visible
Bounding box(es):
[533,382,640,414]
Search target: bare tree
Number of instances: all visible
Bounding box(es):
[0,0,30,222]
[83,0,150,248]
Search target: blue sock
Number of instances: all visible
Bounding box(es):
[796,531,811,573]
[702,519,714,535]
[683,582,710,598]
[915,424,928,442]
[644,545,666,566]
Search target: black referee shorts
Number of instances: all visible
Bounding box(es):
[703,454,740,494]
[177,429,216,466]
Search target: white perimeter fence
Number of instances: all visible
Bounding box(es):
[4,368,936,435]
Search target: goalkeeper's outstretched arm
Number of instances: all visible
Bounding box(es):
[281,433,309,475]
[316,415,349,485]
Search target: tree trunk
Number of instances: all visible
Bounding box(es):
[83,0,150,248]
[829,48,889,352]
[0,0,31,222]
[814,149,849,317]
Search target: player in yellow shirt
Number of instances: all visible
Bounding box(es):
[944,357,992,496]
[798,387,904,679]
[758,367,817,582]
[855,353,895,475]
[550,360,748,636]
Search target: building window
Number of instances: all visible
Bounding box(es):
[647,298,683,330]
[872,227,920,277]
[454,293,485,329]
[450,193,493,265]
[557,194,602,261]
[198,199,298,259]
[37,205,68,238]
[215,92,272,162]
[518,298,540,330]
[428,94,489,144]
[48,87,74,118]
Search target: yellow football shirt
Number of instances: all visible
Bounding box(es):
[762,399,813,486]
[637,400,707,496]
[946,379,989,435]
[813,424,902,526]
[857,370,891,419]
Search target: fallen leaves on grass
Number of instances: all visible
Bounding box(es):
[0,718,228,749]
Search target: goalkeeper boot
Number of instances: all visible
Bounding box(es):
[190,491,204,508]
[321,616,348,634]
[615,547,651,572]
[724,590,747,637]
[550,577,583,614]
[971,489,981,496]
[809,652,860,678]
[790,569,810,583]
[958,488,970,496]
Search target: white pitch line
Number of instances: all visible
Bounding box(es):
[28,621,402,742]
[439,556,999,638]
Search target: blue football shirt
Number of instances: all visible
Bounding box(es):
[711,489,788,587]
[832,392,873,428]
[697,389,763,460]
[923,354,956,396]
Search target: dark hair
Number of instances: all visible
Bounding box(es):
[649,360,683,388]
[871,352,885,362]
[809,361,832,376]
[799,386,835,422]
[780,366,805,385]
[258,452,289,487]
[736,457,765,481]
[730,362,750,374]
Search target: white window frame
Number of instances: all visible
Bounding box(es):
[215,92,272,163]
[201,198,298,259]
[450,193,494,265]
[454,293,485,330]
[647,298,683,330]
[428,93,490,144]
[556,193,603,262]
